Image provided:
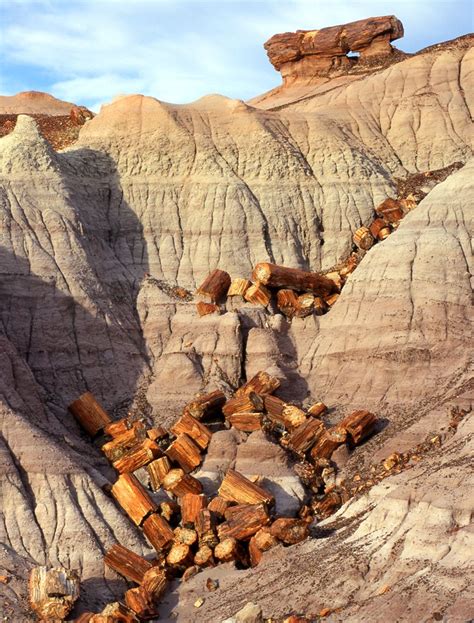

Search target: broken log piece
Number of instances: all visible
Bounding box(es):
[218,469,274,505]
[142,513,174,552]
[174,527,198,546]
[340,410,377,445]
[353,226,374,250]
[111,473,157,526]
[68,392,112,437]
[29,566,80,622]
[270,518,309,545]
[207,495,233,518]
[222,391,264,417]
[310,426,347,461]
[313,296,326,315]
[264,394,285,418]
[197,269,231,302]
[196,301,219,317]
[227,412,262,431]
[281,404,307,430]
[184,389,226,421]
[217,503,270,540]
[101,422,147,463]
[100,602,139,623]
[296,293,315,317]
[312,490,342,519]
[166,543,194,570]
[324,293,339,307]
[163,468,203,497]
[147,456,172,491]
[104,544,153,584]
[147,426,168,442]
[124,587,156,619]
[195,509,218,547]
[249,527,278,567]
[236,370,281,397]
[244,282,272,306]
[307,402,327,418]
[227,278,251,297]
[194,545,215,568]
[180,493,208,527]
[166,433,202,473]
[104,417,133,438]
[214,537,245,563]
[171,413,212,450]
[376,197,405,223]
[369,218,391,240]
[141,567,167,602]
[252,262,337,297]
[323,272,342,291]
[286,418,325,456]
[160,499,180,523]
[277,289,300,318]
[113,438,162,474]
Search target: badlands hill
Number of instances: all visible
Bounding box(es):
[0,16,472,622]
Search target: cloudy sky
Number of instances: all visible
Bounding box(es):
[1,0,472,111]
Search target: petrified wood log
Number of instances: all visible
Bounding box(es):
[244,282,272,306]
[281,404,307,430]
[310,426,347,460]
[222,391,264,417]
[147,456,172,491]
[29,566,80,622]
[101,422,147,462]
[141,567,167,602]
[174,527,198,546]
[324,293,340,307]
[207,495,232,518]
[147,426,168,442]
[296,292,315,317]
[323,272,342,291]
[104,417,133,438]
[353,226,374,250]
[113,438,162,474]
[369,217,390,240]
[68,392,111,437]
[194,545,215,567]
[197,269,232,302]
[376,197,405,223]
[217,503,270,540]
[286,418,325,456]
[124,587,155,618]
[166,433,202,473]
[227,412,262,431]
[227,278,251,297]
[196,301,219,317]
[218,469,274,505]
[214,537,245,563]
[340,410,377,445]
[307,402,327,417]
[195,509,218,547]
[312,490,342,519]
[252,262,337,297]
[171,413,212,450]
[104,544,153,584]
[270,518,309,544]
[277,288,299,318]
[166,543,194,569]
[249,526,279,565]
[264,394,286,418]
[142,512,174,552]
[180,493,208,527]
[183,389,226,420]
[111,473,157,526]
[100,602,140,622]
[236,370,281,397]
[163,468,203,497]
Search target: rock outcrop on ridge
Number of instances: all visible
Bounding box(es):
[0,15,472,621]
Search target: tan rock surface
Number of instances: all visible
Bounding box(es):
[0,91,77,115]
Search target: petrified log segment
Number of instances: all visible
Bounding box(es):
[194,545,215,567]
[353,226,374,250]
[310,426,347,460]
[376,197,405,222]
[171,413,212,450]
[249,526,279,565]
[297,292,315,317]
[307,402,327,417]
[369,217,390,239]
[104,544,153,584]
[214,537,244,563]
[324,293,340,307]
[207,495,232,517]
[323,272,342,290]
[340,410,377,444]
[102,422,147,462]
[286,418,325,455]
[227,412,262,431]
[183,390,226,420]
[218,469,274,505]
[174,527,198,546]
[113,438,162,474]
[252,262,337,297]
[147,456,172,491]
[222,392,264,417]
[104,417,133,438]
[166,433,202,472]
[29,566,80,621]
[281,404,307,430]
[270,518,309,544]
[264,394,286,418]
[180,493,208,526]
[312,490,342,519]
[277,289,299,318]
[244,282,271,306]
[163,468,203,497]
[196,301,219,316]
[166,543,194,569]
[227,278,251,297]
[68,392,111,437]
[111,473,157,526]
[217,503,270,540]
[195,509,218,547]
[124,586,155,618]
[141,567,167,601]
[196,269,231,302]
[142,513,174,551]
[236,370,280,397]
[100,601,139,622]
[147,426,168,441]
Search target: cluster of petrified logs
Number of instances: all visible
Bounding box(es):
[353,195,416,251]
[62,375,378,621]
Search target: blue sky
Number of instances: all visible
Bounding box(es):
[0,0,472,111]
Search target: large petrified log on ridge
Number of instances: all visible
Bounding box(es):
[165,433,202,472]
[339,410,377,445]
[142,512,175,551]
[111,473,157,526]
[29,566,80,621]
[183,389,226,420]
[217,503,270,540]
[171,413,212,449]
[104,544,153,584]
[68,391,111,437]
[196,269,231,302]
[252,262,337,297]
[235,370,280,397]
[218,469,274,505]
